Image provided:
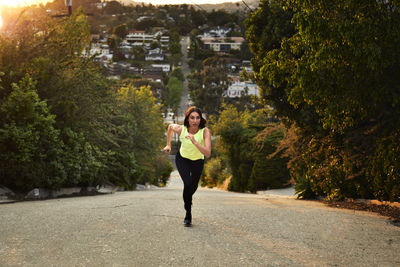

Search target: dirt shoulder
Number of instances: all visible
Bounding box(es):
[324,200,400,224]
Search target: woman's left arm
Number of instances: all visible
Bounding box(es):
[186,127,211,158]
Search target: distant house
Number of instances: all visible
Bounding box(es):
[151,64,171,72]
[86,42,112,66]
[142,66,163,74]
[120,44,132,52]
[160,36,170,47]
[201,37,245,52]
[148,48,162,54]
[137,16,150,22]
[95,2,106,9]
[108,62,122,75]
[107,62,140,76]
[119,43,133,59]
[145,48,164,61]
[126,31,154,43]
[225,76,259,98]
[203,26,231,38]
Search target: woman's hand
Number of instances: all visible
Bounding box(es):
[163,145,171,154]
[185,133,196,144]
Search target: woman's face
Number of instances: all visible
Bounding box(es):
[188,111,201,128]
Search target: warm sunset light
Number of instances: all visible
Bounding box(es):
[141,0,241,4]
[0,0,53,8]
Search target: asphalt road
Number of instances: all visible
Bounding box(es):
[0,172,399,266]
[177,36,191,120]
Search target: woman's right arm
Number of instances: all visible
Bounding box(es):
[163,124,182,154]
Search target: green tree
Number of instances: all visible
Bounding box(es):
[169,42,181,55]
[0,75,64,191]
[167,76,183,114]
[132,46,145,61]
[114,24,128,39]
[188,57,229,115]
[246,0,400,201]
[170,67,184,81]
[210,105,286,192]
[116,85,169,185]
[150,41,160,50]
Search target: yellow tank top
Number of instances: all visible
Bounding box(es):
[179,126,205,160]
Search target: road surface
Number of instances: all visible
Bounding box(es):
[177,36,191,122]
[0,172,399,266]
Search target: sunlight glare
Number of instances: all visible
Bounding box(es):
[0,0,52,8]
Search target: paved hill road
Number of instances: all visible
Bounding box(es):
[0,173,399,266]
[177,36,191,122]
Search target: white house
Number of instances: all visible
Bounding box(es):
[145,48,164,61]
[203,26,231,38]
[152,64,171,72]
[145,53,164,61]
[201,37,245,52]
[226,77,259,98]
[126,31,154,43]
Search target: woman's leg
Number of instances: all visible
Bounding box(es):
[189,159,205,197]
[175,153,205,225]
[175,152,193,213]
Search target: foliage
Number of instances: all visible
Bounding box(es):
[132,46,145,61]
[368,129,400,202]
[167,76,183,113]
[119,78,168,106]
[249,124,290,192]
[0,10,173,192]
[0,75,64,191]
[210,104,289,192]
[169,41,182,55]
[246,0,400,201]
[202,157,229,188]
[115,85,167,185]
[114,24,128,39]
[170,67,185,82]
[153,152,174,186]
[168,34,182,66]
[188,57,230,115]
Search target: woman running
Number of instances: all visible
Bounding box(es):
[163,106,211,227]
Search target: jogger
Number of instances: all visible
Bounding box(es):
[163,106,211,226]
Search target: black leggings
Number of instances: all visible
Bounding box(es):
[175,151,204,212]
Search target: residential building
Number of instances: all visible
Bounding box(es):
[201,37,245,52]
[151,64,171,72]
[203,26,231,38]
[126,31,154,43]
[226,76,259,98]
[145,48,164,61]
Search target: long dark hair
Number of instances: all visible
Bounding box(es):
[184,106,207,129]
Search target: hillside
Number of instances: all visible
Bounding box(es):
[117,0,260,12]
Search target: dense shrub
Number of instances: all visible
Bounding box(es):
[0,75,64,191]
[153,153,174,186]
[0,12,173,192]
[249,125,290,192]
[368,130,400,202]
[202,158,224,187]
[246,0,400,201]
[211,105,290,192]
